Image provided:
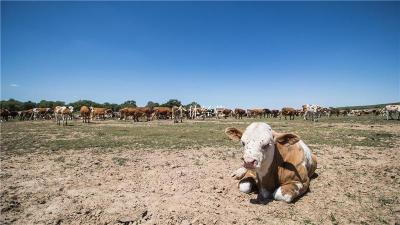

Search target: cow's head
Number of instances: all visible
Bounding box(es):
[68,106,74,112]
[225,122,275,170]
[225,122,300,171]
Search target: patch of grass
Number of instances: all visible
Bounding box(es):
[0,116,399,156]
[54,156,65,163]
[112,157,128,166]
[303,218,316,225]
[378,196,395,206]
[329,213,339,225]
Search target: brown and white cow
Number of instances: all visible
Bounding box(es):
[280,107,296,120]
[80,106,91,123]
[32,108,53,120]
[225,122,317,203]
[90,107,107,120]
[54,106,74,126]
[172,106,186,123]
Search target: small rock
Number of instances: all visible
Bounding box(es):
[181,219,190,225]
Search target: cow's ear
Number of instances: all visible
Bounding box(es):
[225,127,243,141]
[273,131,300,145]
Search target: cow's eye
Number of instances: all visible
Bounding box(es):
[241,141,245,146]
[262,143,271,150]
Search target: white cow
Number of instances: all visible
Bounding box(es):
[302,104,321,122]
[384,105,400,120]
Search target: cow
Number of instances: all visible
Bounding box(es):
[32,108,53,120]
[271,110,280,118]
[80,106,91,123]
[247,109,264,119]
[90,107,107,120]
[234,108,246,119]
[9,111,19,120]
[303,104,321,122]
[54,106,74,126]
[280,107,296,120]
[263,109,272,118]
[329,108,340,117]
[18,109,34,120]
[383,105,400,120]
[189,106,207,120]
[132,107,154,122]
[0,109,10,122]
[225,122,317,203]
[172,106,186,123]
[216,108,232,119]
[152,107,172,120]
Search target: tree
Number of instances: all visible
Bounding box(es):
[185,101,201,108]
[120,100,137,108]
[0,98,24,111]
[161,99,181,108]
[22,101,37,110]
[146,101,160,108]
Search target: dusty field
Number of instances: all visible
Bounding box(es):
[1,116,399,225]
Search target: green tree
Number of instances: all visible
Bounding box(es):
[146,101,160,108]
[120,100,137,108]
[185,101,201,108]
[161,99,181,108]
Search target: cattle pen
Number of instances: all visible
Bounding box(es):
[1,115,399,225]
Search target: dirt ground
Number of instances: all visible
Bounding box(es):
[1,118,399,225]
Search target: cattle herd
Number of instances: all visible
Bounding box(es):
[0,104,399,124]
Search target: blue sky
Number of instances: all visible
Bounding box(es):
[1,1,399,108]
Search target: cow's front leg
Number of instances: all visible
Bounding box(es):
[232,168,257,194]
[273,180,309,203]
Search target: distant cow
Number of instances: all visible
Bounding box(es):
[216,108,232,119]
[280,107,296,120]
[271,110,280,118]
[247,109,264,119]
[80,106,91,123]
[172,106,186,123]
[0,109,10,122]
[263,109,272,118]
[303,104,321,122]
[90,107,107,120]
[54,106,74,126]
[234,108,246,119]
[384,105,400,120]
[152,107,172,120]
[32,108,52,120]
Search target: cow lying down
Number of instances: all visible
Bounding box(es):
[225,122,317,203]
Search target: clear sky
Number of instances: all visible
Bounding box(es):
[1,1,399,108]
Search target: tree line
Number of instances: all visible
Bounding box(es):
[0,98,201,112]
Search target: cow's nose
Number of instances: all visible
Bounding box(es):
[243,158,257,168]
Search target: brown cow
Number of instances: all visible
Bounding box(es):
[1,109,10,121]
[280,107,296,120]
[247,109,264,119]
[234,108,246,119]
[132,107,154,122]
[152,107,172,120]
[271,110,280,118]
[90,107,107,120]
[80,106,91,123]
